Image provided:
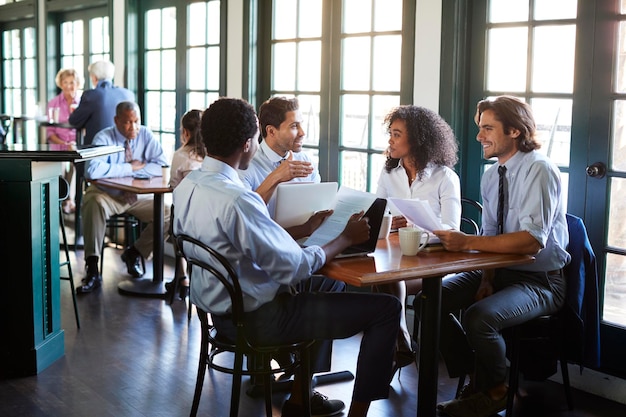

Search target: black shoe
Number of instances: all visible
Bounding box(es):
[281,391,345,417]
[76,265,102,294]
[121,247,144,278]
[165,277,189,301]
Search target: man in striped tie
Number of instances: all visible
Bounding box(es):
[78,101,169,294]
[427,96,570,417]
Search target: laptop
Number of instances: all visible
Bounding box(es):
[333,197,387,258]
[274,182,338,228]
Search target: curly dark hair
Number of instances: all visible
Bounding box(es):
[258,96,299,139]
[181,109,206,158]
[201,98,258,158]
[475,95,540,152]
[383,105,458,181]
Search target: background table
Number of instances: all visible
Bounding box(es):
[319,233,534,417]
[92,176,172,298]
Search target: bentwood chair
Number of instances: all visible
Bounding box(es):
[58,177,80,328]
[176,234,314,417]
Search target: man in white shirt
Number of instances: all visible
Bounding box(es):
[238,95,344,391]
[173,97,400,417]
[239,96,330,240]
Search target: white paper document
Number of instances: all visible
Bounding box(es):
[388,197,446,233]
[303,187,377,247]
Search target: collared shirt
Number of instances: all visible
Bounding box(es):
[481,150,570,271]
[85,125,168,197]
[169,145,204,188]
[46,92,80,144]
[239,140,321,217]
[173,157,326,315]
[376,161,462,229]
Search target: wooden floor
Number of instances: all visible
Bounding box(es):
[2,219,625,416]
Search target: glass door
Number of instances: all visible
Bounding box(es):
[465,0,626,375]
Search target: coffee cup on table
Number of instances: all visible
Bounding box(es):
[398,226,430,256]
[162,165,170,186]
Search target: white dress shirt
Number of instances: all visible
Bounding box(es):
[173,156,326,315]
[376,161,462,229]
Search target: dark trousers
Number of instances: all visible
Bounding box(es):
[431,268,566,391]
[213,288,401,402]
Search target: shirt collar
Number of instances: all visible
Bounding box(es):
[203,156,245,186]
[393,159,436,180]
[260,140,289,164]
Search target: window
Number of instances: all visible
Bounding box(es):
[261,0,414,192]
[1,23,37,145]
[141,0,225,162]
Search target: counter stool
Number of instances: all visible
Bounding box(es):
[59,177,80,328]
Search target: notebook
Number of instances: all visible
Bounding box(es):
[274,182,338,228]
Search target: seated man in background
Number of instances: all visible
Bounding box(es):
[173,97,401,417]
[78,101,169,294]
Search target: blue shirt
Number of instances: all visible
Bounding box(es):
[86,125,168,196]
[173,157,326,315]
[481,150,570,271]
[239,140,321,217]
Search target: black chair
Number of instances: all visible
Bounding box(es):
[0,114,11,145]
[58,177,80,328]
[460,197,483,235]
[176,234,314,417]
[166,205,191,320]
[100,213,144,274]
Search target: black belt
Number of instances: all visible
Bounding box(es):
[547,269,562,276]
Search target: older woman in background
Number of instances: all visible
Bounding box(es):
[47,68,82,213]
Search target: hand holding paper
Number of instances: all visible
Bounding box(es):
[389,197,449,233]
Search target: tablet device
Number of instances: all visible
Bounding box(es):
[274,182,338,228]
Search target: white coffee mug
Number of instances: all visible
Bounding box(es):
[398,226,430,256]
[162,165,170,186]
[378,213,393,239]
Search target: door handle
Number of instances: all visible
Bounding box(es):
[586,162,606,178]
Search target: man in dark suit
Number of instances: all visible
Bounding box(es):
[68,60,135,241]
[69,60,135,145]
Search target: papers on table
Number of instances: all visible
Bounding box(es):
[303,187,378,247]
[389,197,447,233]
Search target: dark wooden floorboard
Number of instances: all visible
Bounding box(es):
[1,218,625,416]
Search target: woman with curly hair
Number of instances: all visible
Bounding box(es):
[376,105,461,378]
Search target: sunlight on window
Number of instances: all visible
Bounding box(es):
[532,25,576,93]
[611,100,626,171]
[342,37,372,91]
[486,27,528,92]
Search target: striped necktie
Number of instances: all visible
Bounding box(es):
[123,139,137,204]
[497,165,507,235]
[125,139,133,162]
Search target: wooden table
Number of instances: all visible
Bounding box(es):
[92,176,172,298]
[319,233,534,417]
